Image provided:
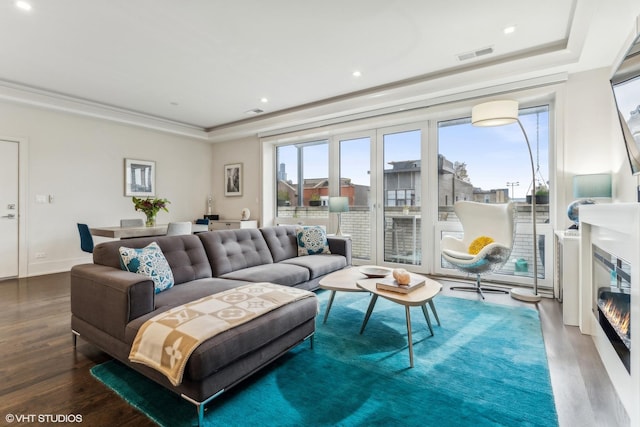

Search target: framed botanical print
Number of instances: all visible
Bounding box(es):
[125,158,155,197]
[224,163,242,197]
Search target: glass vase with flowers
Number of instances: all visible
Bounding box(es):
[132,196,170,226]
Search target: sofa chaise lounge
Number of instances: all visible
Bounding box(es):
[70,225,351,423]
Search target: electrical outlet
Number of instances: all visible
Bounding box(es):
[35,252,46,259]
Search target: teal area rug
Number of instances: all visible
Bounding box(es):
[91,291,558,427]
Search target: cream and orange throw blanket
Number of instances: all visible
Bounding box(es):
[129,282,316,386]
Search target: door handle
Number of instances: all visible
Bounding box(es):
[1,213,16,219]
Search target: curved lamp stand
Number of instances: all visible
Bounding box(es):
[471,100,541,303]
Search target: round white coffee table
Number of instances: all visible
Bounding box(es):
[357,274,442,368]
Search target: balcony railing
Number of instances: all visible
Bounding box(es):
[277,203,553,289]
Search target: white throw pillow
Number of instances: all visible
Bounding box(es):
[119,241,175,293]
[295,226,331,256]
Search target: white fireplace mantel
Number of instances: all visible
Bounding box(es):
[579,203,639,425]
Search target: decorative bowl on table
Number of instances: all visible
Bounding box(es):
[359,266,392,278]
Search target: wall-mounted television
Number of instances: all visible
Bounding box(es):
[611,34,640,175]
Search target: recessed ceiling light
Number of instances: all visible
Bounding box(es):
[503,25,516,35]
[15,1,32,11]
[352,71,362,78]
[260,97,268,103]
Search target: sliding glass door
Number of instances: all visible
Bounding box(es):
[338,134,374,263]
[379,126,423,266]
[274,124,428,269]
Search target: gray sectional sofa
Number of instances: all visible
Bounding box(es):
[70,225,351,422]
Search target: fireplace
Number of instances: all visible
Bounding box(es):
[580,203,639,426]
[597,288,631,372]
[593,245,632,373]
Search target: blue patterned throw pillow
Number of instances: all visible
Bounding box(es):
[296,226,331,256]
[119,242,174,293]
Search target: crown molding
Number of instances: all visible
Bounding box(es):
[0,80,209,140]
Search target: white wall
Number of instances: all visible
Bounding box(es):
[0,101,213,277]
[210,136,261,224]
[556,68,631,229]
[560,68,638,229]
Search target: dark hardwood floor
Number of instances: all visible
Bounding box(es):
[0,272,629,426]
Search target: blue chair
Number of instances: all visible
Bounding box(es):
[77,223,94,253]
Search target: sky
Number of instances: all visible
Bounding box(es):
[277,107,549,200]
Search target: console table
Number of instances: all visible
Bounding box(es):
[208,219,258,231]
[555,230,579,326]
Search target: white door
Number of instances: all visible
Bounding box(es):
[0,140,19,278]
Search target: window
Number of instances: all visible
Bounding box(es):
[386,189,415,206]
[436,104,552,285]
[437,105,549,223]
[276,140,329,219]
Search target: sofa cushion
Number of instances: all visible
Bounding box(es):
[119,242,175,293]
[220,263,310,286]
[94,234,212,285]
[295,226,331,256]
[260,225,298,262]
[281,254,348,279]
[154,277,251,311]
[198,229,274,276]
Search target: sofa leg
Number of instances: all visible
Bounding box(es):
[72,330,80,347]
[196,402,204,427]
[304,332,314,349]
[181,389,224,427]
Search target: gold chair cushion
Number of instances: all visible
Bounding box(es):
[468,236,495,255]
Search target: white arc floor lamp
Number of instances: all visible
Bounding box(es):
[471,100,541,303]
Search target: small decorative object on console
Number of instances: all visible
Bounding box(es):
[241,208,250,220]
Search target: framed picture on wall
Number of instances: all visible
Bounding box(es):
[224,163,242,197]
[124,158,156,196]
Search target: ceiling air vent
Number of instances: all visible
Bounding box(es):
[245,108,264,115]
[456,46,494,62]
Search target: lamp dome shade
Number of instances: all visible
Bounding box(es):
[472,100,519,127]
[328,196,349,212]
[572,173,612,198]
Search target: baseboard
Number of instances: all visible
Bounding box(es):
[26,256,90,277]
